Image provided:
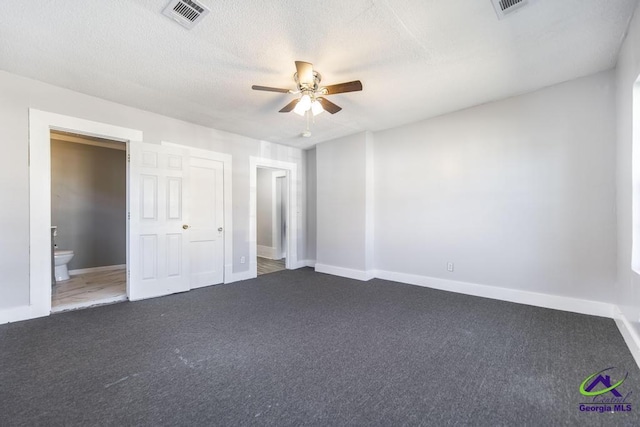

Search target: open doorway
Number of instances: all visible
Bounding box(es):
[256,167,288,275]
[50,130,128,312]
[249,156,298,279]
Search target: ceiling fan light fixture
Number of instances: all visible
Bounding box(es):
[252,61,363,128]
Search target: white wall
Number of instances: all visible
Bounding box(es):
[374,71,616,303]
[616,4,640,332]
[0,70,307,311]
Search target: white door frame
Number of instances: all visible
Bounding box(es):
[28,109,142,318]
[250,157,298,278]
[161,141,233,283]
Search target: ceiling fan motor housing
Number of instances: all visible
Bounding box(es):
[294,71,322,91]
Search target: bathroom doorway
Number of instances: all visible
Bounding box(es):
[50,130,128,312]
[256,167,288,276]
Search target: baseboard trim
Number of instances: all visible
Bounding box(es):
[257,245,280,260]
[614,307,640,369]
[224,264,234,284]
[375,270,614,318]
[69,264,126,276]
[312,264,613,318]
[226,270,255,284]
[315,264,375,281]
[289,259,315,269]
[305,260,316,268]
[0,304,48,325]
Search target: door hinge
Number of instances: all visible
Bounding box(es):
[127,153,131,162]
[127,212,131,220]
[127,270,131,278]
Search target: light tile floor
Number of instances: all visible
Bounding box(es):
[52,268,127,313]
[257,257,286,276]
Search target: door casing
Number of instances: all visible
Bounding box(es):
[26,110,233,321]
[29,109,141,318]
[249,157,298,278]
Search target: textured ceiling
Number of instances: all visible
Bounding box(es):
[0,0,637,149]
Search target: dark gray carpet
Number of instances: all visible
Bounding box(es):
[0,268,638,426]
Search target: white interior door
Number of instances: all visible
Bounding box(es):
[188,157,224,288]
[129,143,190,300]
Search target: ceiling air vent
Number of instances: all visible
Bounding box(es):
[162,0,210,29]
[491,0,529,20]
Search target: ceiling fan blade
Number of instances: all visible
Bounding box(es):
[295,61,314,86]
[317,97,342,114]
[279,99,299,113]
[322,80,363,95]
[252,85,291,93]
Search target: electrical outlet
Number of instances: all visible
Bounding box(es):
[240,256,246,264]
[447,262,454,272]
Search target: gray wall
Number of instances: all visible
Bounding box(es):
[51,139,126,270]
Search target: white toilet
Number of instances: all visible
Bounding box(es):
[54,250,75,282]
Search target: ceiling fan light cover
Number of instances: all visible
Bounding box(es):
[293,94,312,115]
[293,103,306,116]
[311,100,324,116]
[299,94,312,110]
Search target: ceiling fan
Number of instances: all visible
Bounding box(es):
[252,61,363,116]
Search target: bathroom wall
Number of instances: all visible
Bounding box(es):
[51,138,126,270]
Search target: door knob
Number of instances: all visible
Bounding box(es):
[218,227,223,232]
[182,224,190,230]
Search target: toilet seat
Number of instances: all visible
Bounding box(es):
[54,249,74,256]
